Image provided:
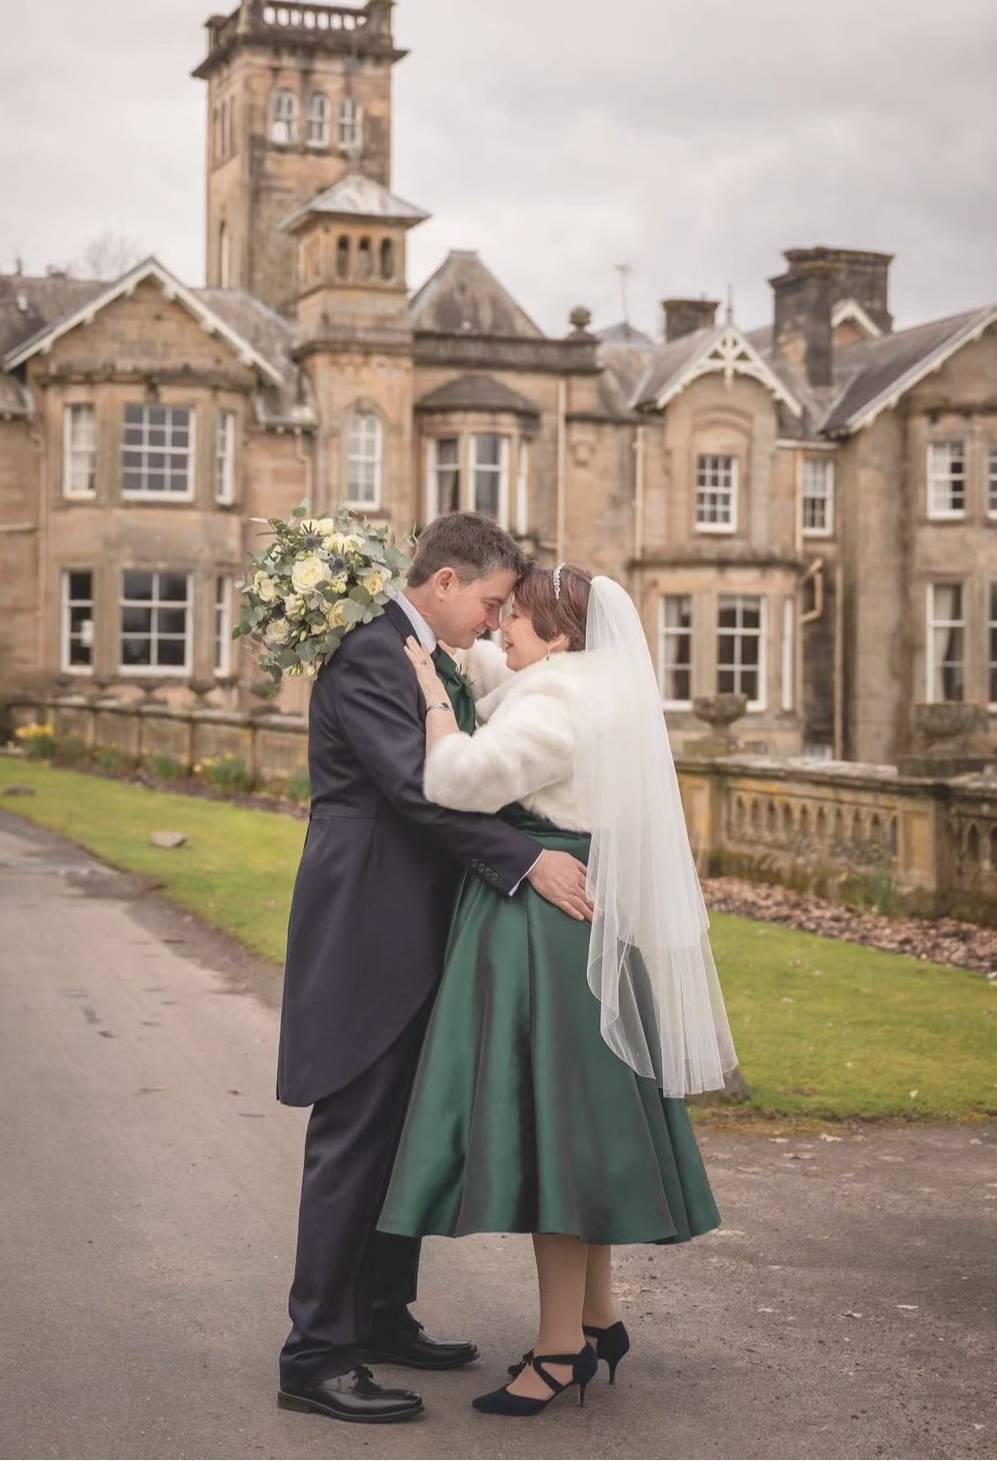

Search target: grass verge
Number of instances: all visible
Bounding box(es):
[2,759,994,1123]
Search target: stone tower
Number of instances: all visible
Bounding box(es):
[193,0,406,313]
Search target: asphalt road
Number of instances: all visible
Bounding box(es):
[0,810,993,1461]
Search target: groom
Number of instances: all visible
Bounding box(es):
[276,511,593,1424]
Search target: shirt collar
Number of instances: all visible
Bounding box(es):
[393,592,438,653]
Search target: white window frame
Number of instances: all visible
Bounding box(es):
[988,445,997,520]
[63,404,97,498]
[781,597,794,711]
[989,581,997,709]
[471,433,510,528]
[215,574,233,677]
[345,412,382,507]
[426,435,461,522]
[60,569,95,675]
[214,410,236,505]
[717,594,766,711]
[307,92,330,147]
[121,405,195,502]
[271,89,298,144]
[119,570,192,677]
[927,440,967,520]
[658,594,693,709]
[515,439,529,536]
[339,96,362,149]
[802,457,834,537]
[925,582,966,703]
[695,454,738,533]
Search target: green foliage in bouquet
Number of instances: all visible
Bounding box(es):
[234,504,413,696]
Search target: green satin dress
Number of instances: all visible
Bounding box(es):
[377,805,721,1246]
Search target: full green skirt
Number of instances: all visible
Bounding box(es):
[377,808,721,1245]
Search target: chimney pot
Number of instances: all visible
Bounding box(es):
[661,297,719,343]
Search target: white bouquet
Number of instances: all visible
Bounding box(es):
[235,504,413,693]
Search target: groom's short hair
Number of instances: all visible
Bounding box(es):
[407,512,529,587]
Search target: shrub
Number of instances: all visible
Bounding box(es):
[147,753,185,782]
[94,747,131,774]
[286,770,311,805]
[54,735,88,766]
[15,723,56,760]
[195,755,254,795]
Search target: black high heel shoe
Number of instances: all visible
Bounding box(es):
[583,1320,631,1383]
[473,1345,598,1416]
[508,1320,631,1385]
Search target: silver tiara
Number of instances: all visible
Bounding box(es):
[553,562,565,601]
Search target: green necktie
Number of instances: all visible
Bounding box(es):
[432,647,477,736]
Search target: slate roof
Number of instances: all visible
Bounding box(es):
[282,172,429,231]
[631,325,719,409]
[410,251,544,339]
[820,307,995,434]
[0,372,29,417]
[415,373,540,416]
[596,319,657,410]
[0,273,104,360]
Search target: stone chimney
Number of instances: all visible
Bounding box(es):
[661,297,719,343]
[769,251,836,387]
[770,246,894,387]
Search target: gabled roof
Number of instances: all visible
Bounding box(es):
[632,322,803,417]
[415,373,539,417]
[2,257,285,386]
[282,172,429,232]
[595,321,656,410]
[821,305,997,434]
[410,250,544,340]
[831,298,883,340]
[0,274,105,360]
[596,320,654,348]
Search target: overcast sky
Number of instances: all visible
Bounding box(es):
[3,0,995,336]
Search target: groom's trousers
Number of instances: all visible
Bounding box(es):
[279,999,431,1385]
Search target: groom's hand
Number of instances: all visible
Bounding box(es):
[527,851,594,922]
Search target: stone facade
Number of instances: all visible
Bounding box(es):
[1,0,995,769]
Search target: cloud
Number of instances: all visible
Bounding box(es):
[3,0,995,336]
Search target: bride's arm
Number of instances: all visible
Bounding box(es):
[424,683,573,814]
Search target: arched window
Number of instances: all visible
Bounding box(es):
[347,412,382,507]
[339,96,362,150]
[357,237,373,279]
[336,235,351,279]
[307,92,330,147]
[271,90,298,144]
[379,238,395,280]
[218,222,231,288]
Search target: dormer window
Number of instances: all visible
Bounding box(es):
[272,90,298,144]
[307,93,330,147]
[339,96,362,150]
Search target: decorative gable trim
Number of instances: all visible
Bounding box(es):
[652,325,802,417]
[2,257,284,385]
[829,305,997,434]
[831,298,883,339]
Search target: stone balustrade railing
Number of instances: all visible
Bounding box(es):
[6,695,997,925]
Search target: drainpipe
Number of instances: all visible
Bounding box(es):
[633,422,645,562]
[555,378,567,561]
[834,558,845,760]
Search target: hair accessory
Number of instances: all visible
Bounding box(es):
[553,563,565,601]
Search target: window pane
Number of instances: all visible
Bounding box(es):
[123,571,153,601]
[122,606,152,634]
[68,571,92,601]
[474,434,502,467]
[159,573,189,602]
[660,594,691,702]
[716,595,763,703]
[156,639,186,668]
[121,636,152,666]
[696,454,736,527]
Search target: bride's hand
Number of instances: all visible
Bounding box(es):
[404,636,447,703]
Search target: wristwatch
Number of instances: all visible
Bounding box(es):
[425,702,451,714]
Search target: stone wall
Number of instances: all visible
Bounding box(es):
[7,691,997,925]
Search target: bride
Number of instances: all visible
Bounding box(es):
[377,563,738,1417]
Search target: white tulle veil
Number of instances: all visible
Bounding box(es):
[579,575,738,1096]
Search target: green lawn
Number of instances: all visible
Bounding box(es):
[2,759,994,1124]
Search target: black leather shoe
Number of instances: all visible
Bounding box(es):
[277,1365,424,1424]
[366,1314,479,1370]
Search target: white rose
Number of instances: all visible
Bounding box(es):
[362,569,387,596]
[282,592,305,619]
[343,533,365,554]
[291,554,331,595]
[322,531,347,554]
[313,517,337,536]
[324,599,350,629]
[253,571,278,604]
[265,617,294,647]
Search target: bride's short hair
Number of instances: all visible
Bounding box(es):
[515,563,592,652]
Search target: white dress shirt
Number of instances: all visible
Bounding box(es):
[394,592,540,895]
